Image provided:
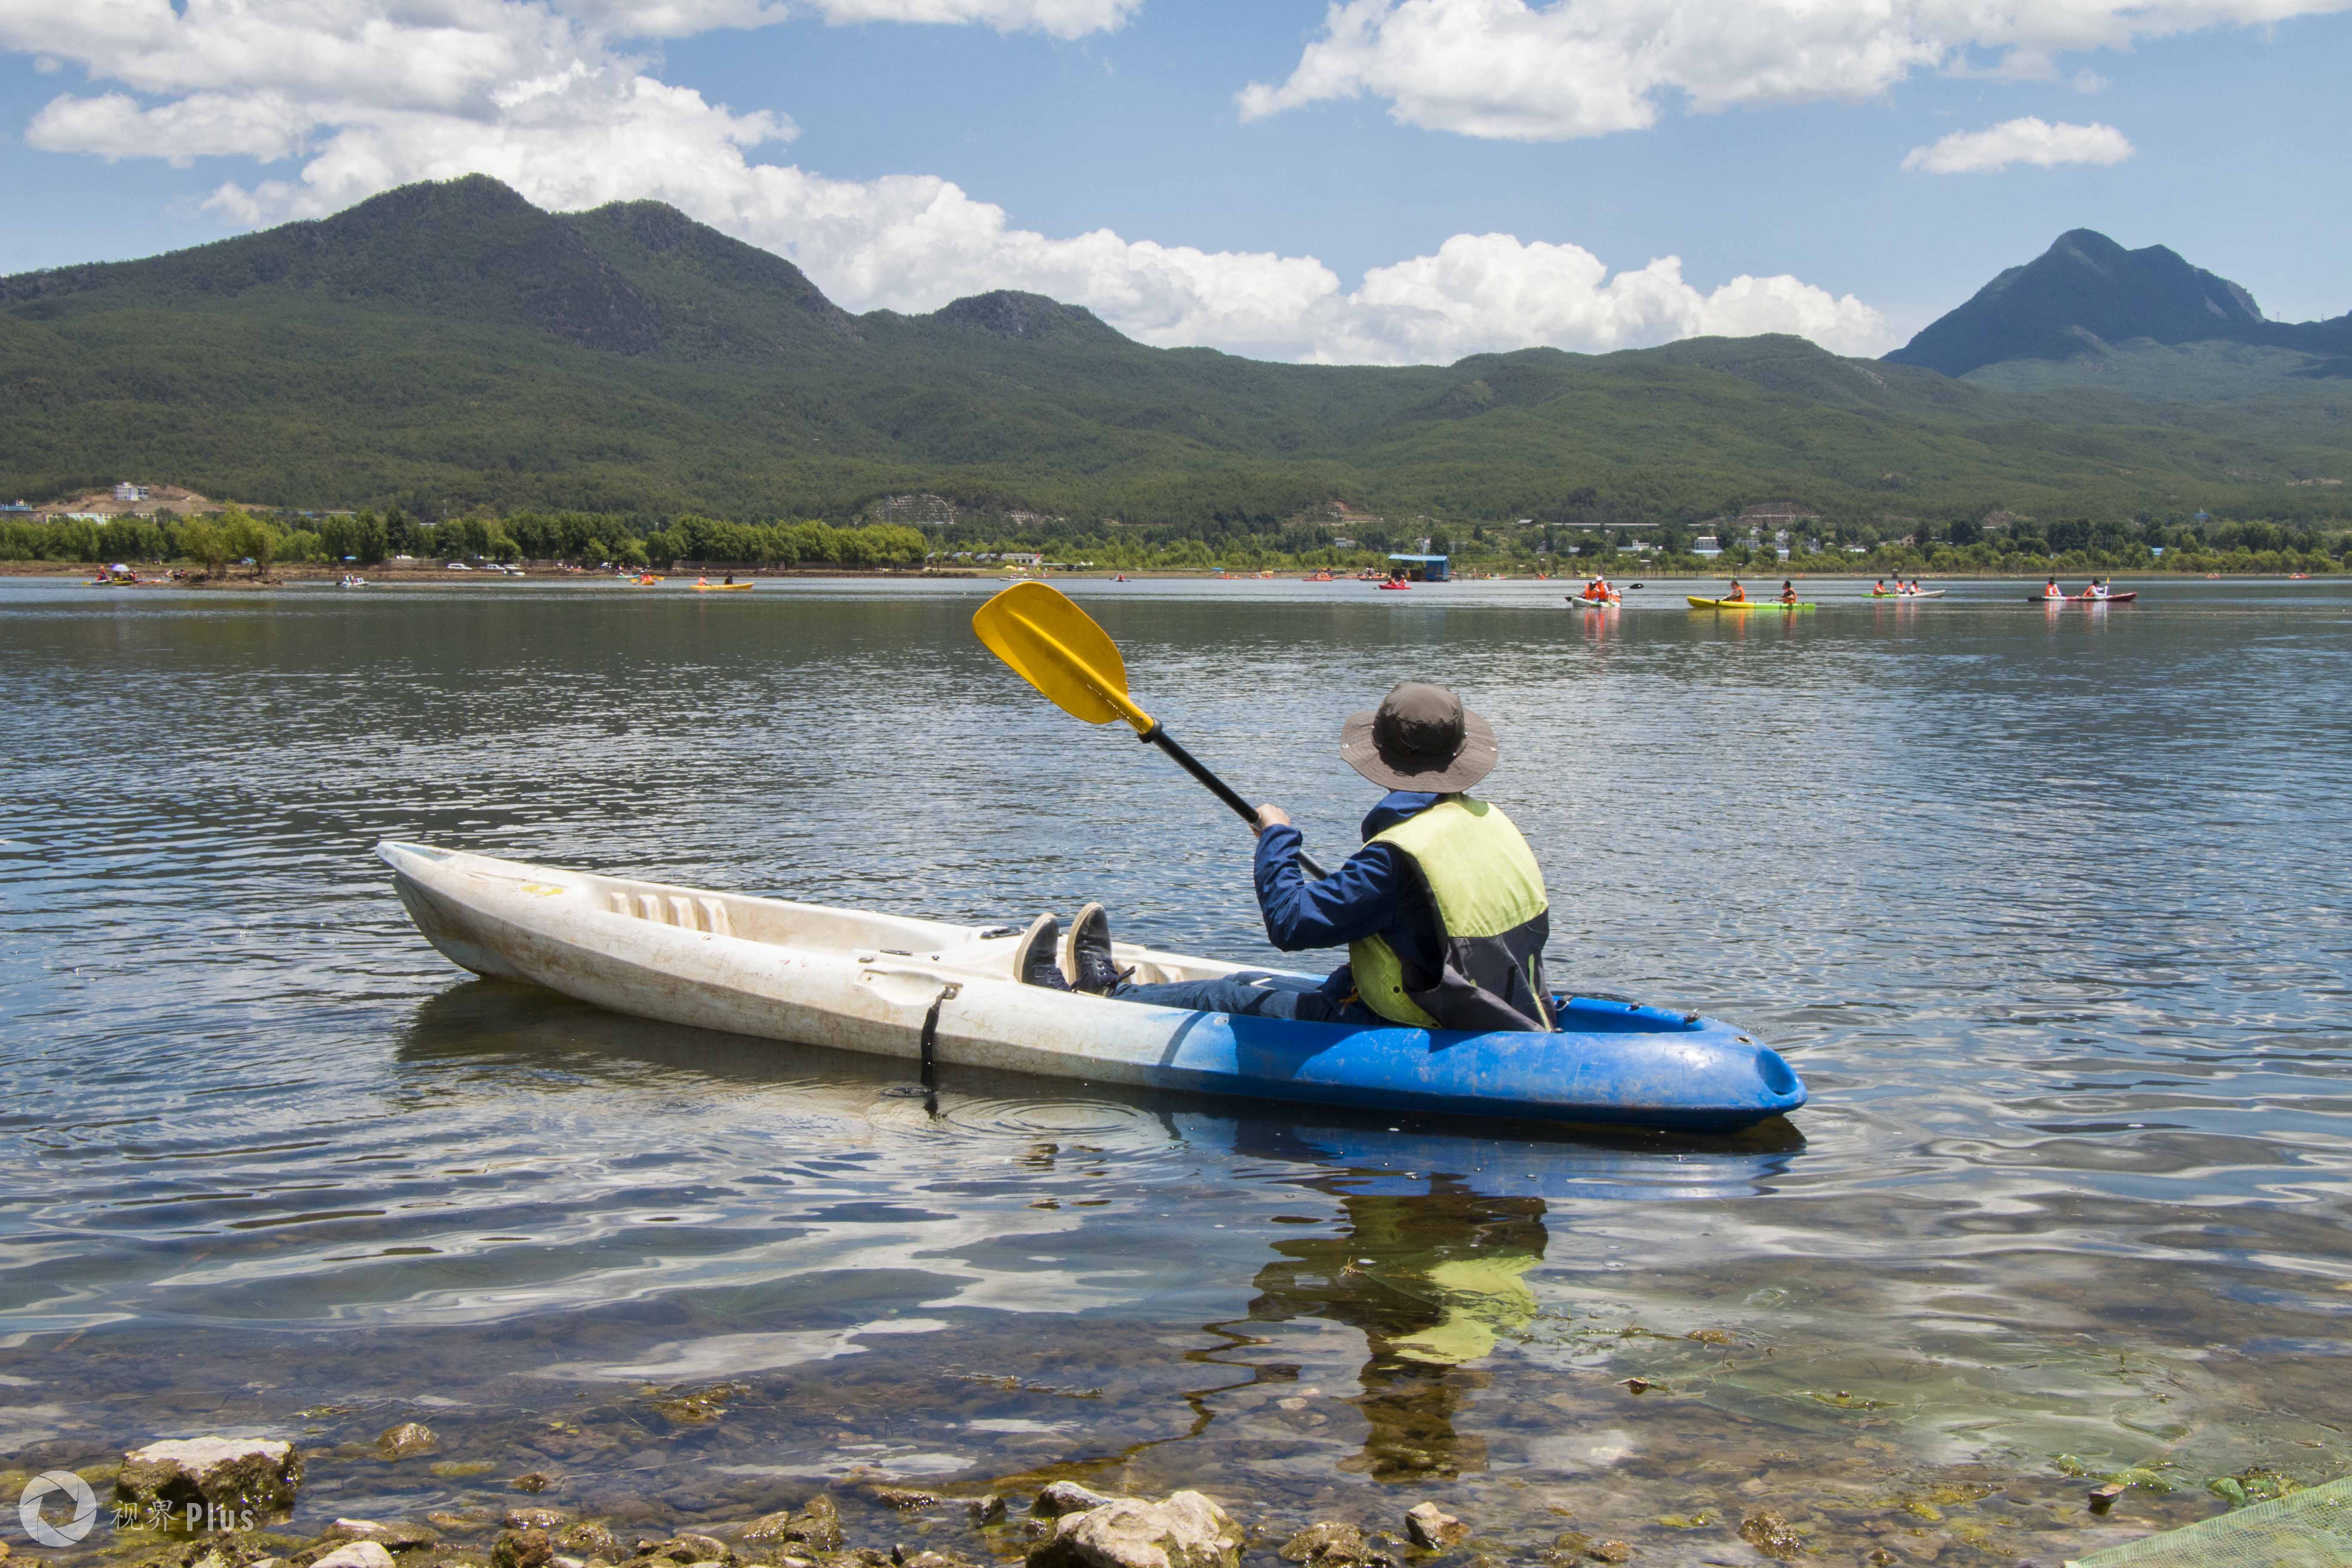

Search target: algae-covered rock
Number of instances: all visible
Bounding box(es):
[744,1498,841,1555]
[118,1439,304,1519]
[1277,1524,1370,1568]
[492,1531,553,1568]
[552,1525,620,1560]
[1026,1494,1241,1568]
[1737,1510,1802,1561]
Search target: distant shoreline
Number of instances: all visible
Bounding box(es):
[4,560,2329,586]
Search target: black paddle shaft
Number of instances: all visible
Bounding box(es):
[1139,723,1329,879]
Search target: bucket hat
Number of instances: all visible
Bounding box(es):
[1339,681,1497,793]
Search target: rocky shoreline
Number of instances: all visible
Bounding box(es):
[45,1437,1578,1568]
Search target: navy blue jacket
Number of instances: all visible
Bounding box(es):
[1252,791,1444,1005]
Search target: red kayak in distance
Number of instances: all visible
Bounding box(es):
[2028,592,2138,604]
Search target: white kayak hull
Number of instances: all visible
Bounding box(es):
[378,842,1805,1132]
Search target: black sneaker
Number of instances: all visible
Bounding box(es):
[1014,913,1070,990]
[1065,902,1135,995]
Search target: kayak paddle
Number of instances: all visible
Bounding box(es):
[972,581,1328,877]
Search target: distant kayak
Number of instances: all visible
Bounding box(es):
[2028,592,2137,604]
[1689,597,1814,611]
[379,841,1806,1133]
[1377,581,1413,591]
[1871,590,1945,599]
[1568,595,1621,609]
[693,581,755,591]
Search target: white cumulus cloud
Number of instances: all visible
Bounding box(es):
[1900,116,2134,174]
[1238,0,2352,140]
[1,0,1896,362]
[1309,234,1887,363]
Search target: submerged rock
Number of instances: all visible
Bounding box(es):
[639,1534,731,1566]
[377,1425,440,1461]
[1026,1492,1242,1568]
[744,1498,842,1555]
[1403,1507,1466,1552]
[965,1497,1007,1527]
[512,1474,554,1495]
[866,1488,940,1513]
[504,1513,567,1534]
[118,1439,304,1518]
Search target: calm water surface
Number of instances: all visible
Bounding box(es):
[3,576,2349,1565]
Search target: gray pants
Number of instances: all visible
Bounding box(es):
[1106,971,1377,1024]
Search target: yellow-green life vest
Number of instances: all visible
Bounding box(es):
[1347,796,1554,1033]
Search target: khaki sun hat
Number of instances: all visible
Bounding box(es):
[1339,681,1497,793]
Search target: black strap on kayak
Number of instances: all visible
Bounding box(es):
[919,983,961,1113]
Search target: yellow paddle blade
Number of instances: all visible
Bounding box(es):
[972,582,1153,732]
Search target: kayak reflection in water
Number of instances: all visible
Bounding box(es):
[1016,682,1558,1033]
[1247,1182,1548,1481]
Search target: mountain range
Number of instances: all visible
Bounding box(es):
[1,177,2344,532]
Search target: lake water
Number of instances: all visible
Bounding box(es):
[3,575,2349,1566]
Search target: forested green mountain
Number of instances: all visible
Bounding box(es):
[4,176,2347,536]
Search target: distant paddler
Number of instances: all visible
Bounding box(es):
[1779,579,1798,604]
[1724,578,1748,603]
[2041,575,2066,600]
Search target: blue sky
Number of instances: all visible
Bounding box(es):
[1,0,2346,362]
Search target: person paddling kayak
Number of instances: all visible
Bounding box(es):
[1779,579,1798,604]
[1016,681,1556,1032]
[2042,576,2065,600]
[1724,579,1747,603]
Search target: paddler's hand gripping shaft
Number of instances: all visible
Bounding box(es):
[971,582,1328,878]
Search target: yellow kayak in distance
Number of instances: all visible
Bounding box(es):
[692,581,755,591]
[1688,596,1815,611]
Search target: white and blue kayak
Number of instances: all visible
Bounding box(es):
[379,842,1805,1133]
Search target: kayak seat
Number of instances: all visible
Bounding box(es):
[606,889,732,937]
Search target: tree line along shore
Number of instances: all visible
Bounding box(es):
[4,504,2343,579]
